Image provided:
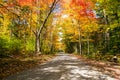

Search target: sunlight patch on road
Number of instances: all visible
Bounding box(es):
[42,67,61,72]
[27,77,40,80]
[65,65,79,69]
[65,62,79,65]
[59,65,116,80]
[70,68,115,80]
[53,55,77,61]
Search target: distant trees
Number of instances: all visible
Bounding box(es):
[59,0,120,60]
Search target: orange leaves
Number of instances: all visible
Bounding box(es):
[57,0,97,34]
[17,0,34,6]
[17,0,55,7]
[71,0,86,7]
[62,0,72,5]
[64,0,96,18]
[61,0,96,20]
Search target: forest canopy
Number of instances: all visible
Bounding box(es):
[0,0,120,60]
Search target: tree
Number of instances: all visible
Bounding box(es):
[0,0,61,55]
[95,0,120,54]
[61,0,97,55]
[35,0,60,54]
[17,0,60,54]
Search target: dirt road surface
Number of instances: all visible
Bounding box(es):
[5,53,117,80]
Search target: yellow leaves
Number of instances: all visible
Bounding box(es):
[31,13,37,23]
[97,0,104,3]
[109,23,118,29]
[97,0,105,3]
[62,0,72,9]
[0,14,10,35]
[39,0,56,11]
[3,14,10,26]
[96,0,110,4]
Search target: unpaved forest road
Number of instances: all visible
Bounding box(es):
[5,53,117,80]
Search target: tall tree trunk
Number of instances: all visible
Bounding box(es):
[23,25,27,53]
[35,34,41,54]
[78,26,82,55]
[50,28,53,53]
[10,28,13,38]
[103,9,109,52]
[23,32,26,52]
[87,32,90,54]
[34,0,59,54]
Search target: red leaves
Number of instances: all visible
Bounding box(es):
[70,0,95,18]
[86,10,95,18]
[72,0,86,6]
[71,0,87,8]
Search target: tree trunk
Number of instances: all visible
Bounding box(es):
[10,28,13,38]
[34,0,59,54]
[74,43,78,54]
[87,32,90,54]
[103,9,109,52]
[78,27,82,55]
[50,29,53,53]
[23,31,26,52]
[35,34,41,54]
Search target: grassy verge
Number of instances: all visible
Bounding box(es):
[0,54,56,79]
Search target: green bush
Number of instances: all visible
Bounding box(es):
[41,44,50,54]
[26,38,35,53]
[0,37,9,56]
[8,38,23,54]
[0,37,23,56]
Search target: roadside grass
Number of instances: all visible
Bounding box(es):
[0,54,56,79]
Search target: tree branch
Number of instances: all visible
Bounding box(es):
[0,3,20,17]
[38,0,60,36]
